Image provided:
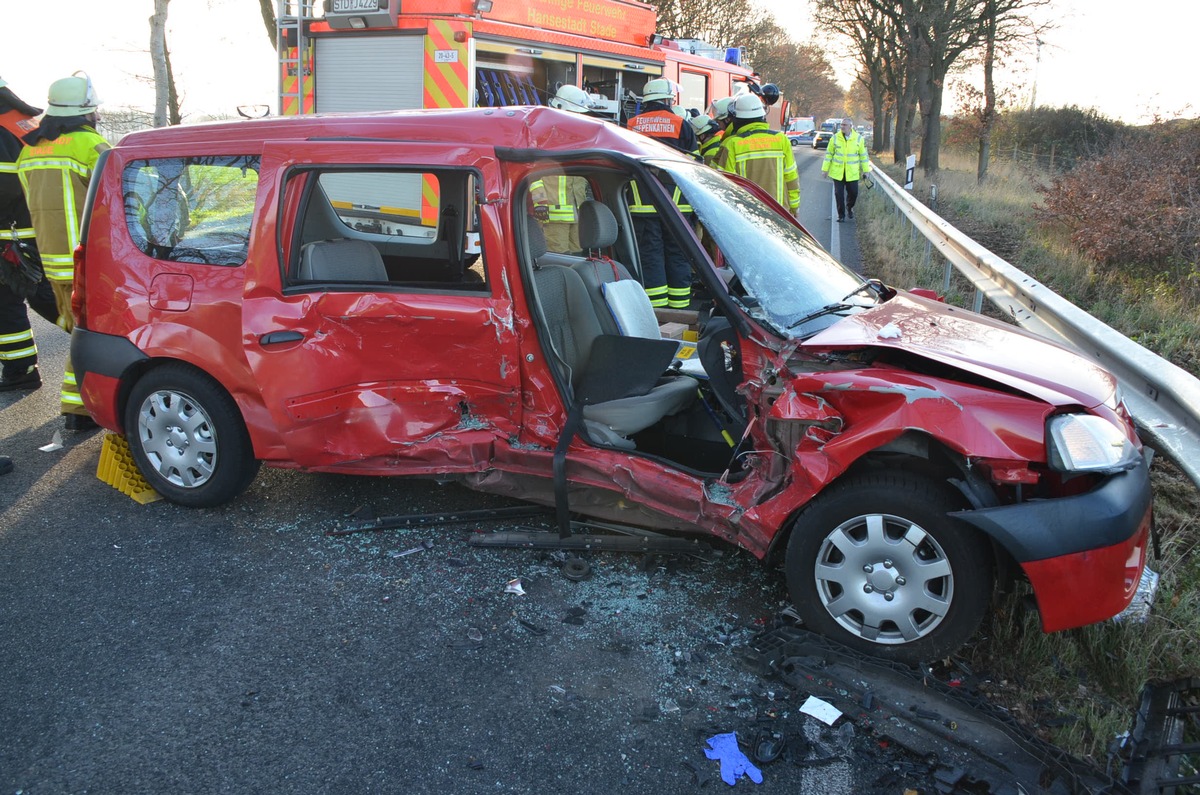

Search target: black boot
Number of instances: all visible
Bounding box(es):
[64,414,99,432]
[0,366,41,392]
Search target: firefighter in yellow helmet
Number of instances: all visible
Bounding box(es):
[1,76,58,393]
[713,93,800,217]
[531,85,594,253]
[822,117,872,222]
[16,72,111,430]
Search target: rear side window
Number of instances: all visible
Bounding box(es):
[122,156,260,266]
[284,168,488,292]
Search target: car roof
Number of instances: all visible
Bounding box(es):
[115,107,675,160]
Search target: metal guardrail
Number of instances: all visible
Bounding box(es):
[868,161,1200,489]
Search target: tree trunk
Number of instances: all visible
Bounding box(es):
[919,81,943,175]
[150,0,172,128]
[260,0,279,49]
[976,0,997,183]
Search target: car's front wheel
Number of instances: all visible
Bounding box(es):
[124,364,260,507]
[785,471,992,664]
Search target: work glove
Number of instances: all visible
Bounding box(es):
[703,732,763,786]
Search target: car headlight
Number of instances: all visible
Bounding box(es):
[1046,413,1140,473]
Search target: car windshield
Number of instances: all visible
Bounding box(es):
[652,159,872,338]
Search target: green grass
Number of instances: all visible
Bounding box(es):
[858,148,1200,764]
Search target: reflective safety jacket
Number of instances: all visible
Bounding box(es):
[531,175,589,223]
[821,129,872,182]
[16,127,109,281]
[698,130,724,166]
[713,122,800,212]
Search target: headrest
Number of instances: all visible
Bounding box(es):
[527,213,548,264]
[578,200,618,251]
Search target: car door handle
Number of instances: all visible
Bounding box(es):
[259,331,305,346]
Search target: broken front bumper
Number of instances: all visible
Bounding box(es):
[953,453,1154,632]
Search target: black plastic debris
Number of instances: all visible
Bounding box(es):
[745,621,1131,794]
[1122,677,1200,794]
[518,619,547,636]
[562,606,587,626]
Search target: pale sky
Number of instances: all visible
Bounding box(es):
[3,0,1195,126]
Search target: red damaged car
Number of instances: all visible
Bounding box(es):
[70,108,1153,662]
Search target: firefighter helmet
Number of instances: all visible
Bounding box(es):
[760,84,780,106]
[710,97,735,121]
[640,79,675,103]
[46,72,99,117]
[549,84,592,113]
[688,114,719,138]
[732,93,765,119]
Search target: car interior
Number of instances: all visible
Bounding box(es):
[521,165,751,481]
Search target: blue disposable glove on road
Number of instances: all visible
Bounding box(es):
[704,732,763,786]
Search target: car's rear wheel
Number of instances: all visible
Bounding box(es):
[785,471,991,664]
[124,364,260,507]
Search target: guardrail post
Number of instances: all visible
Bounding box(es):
[923,185,937,267]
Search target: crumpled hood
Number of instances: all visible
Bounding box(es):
[801,292,1117,408]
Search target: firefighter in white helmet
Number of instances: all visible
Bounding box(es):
[688,114,722,166]
[713,93,800,217]
[532,84,595,253]
[0,76,58,394]
[16,72,110,430]
[625,79,696,309]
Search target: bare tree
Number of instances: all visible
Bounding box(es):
[649,0,773,52]
[149,0,182,127]
[747,25,845,121]
[259,0,279,49]
[814,0,898,154]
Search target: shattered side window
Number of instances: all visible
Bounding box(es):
[121,156,259,266]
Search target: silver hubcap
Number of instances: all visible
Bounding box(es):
[137,389,217,489]
[814,513,953,645]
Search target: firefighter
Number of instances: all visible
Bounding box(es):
[689,114,723,166]
[822,117,872,222]
[0,77,57,393]
[530,85,594,253]
[625,79,696,309]
[713,93,800,217]
[16,73,110,429]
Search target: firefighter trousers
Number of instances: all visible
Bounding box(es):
[0,276,57,379]
[50,278,86,416]
[633,215,691,309]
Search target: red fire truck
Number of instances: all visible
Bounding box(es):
[276,0,786,125]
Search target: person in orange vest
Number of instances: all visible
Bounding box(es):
[0,76,57,393]
[17,73,110,430]
[821,117,872,222]
[625,79,696,309]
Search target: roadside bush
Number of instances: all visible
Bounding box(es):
[1036,121,1200,272]
[993,106,1126,170]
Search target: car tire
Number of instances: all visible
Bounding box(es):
[124,363,261,507]
[784,471,991,664]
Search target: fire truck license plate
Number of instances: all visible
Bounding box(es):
[332,0,379,11]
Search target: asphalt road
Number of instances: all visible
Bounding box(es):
[0,164,923,795]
